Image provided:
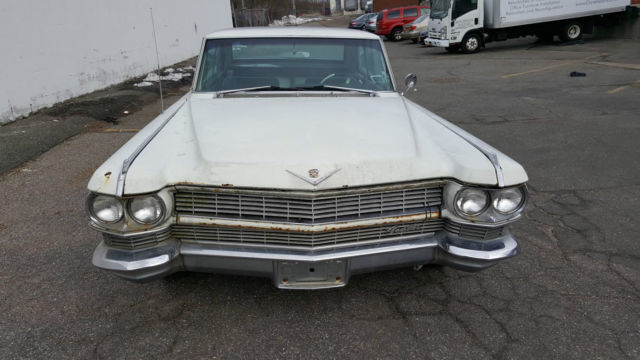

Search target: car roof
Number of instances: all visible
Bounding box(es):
[205,27,381,40]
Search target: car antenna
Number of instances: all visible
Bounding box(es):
[150,7,164,112]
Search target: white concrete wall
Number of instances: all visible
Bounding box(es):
[0,0,232,123]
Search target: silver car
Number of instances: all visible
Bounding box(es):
[365,14,378,33]
[402,13,430,43]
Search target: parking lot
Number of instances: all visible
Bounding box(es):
[1,22,639,359]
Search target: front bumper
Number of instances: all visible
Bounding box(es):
[425,38,451,47]
[93,230,519,289]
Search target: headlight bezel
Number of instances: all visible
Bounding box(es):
[447,183,528,224]
[454,188,490,216]
[126,195,166,225]
[86,190,172,231]
[87,195,124,224]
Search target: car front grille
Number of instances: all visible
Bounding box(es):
[102,184,504,250]
[174,184,443,224]
[172,220,444,249]
[103,220,504,251]
[429,31,443,39]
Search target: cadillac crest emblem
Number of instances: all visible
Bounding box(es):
[308,169,319,178]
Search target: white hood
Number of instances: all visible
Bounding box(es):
[88,93,527,195]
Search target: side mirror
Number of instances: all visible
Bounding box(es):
[402,73,417,95]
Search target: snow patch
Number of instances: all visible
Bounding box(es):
[270,15,324,26]
[133,67,194,87]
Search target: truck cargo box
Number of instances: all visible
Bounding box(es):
[485,0,630,29]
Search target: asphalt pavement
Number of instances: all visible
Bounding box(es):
[1,17,639,359]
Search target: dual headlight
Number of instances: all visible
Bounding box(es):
[454,186,526,221]
[89,195,165,225]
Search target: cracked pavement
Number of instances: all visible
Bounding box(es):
[1,29,639,359]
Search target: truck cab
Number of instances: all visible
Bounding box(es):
[426,0,484,53]
[426,0,631,54]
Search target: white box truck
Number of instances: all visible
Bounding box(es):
[425,0,631,53]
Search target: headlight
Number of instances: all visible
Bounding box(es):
[128,196,164,224]
[492,188,524,214]
[455,189,489,216]
[90,195,123,224]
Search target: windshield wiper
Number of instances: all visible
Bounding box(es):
[213,85,283,98]
[297,85,378,96]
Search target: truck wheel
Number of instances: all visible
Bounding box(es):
[411,38,418,43]
[391,27,403,41]
[561,22,583,42]
[461,33,481,54]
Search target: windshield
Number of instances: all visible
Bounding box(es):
[196,38,394,93]
[430,0,451,19]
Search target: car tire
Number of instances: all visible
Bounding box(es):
[411,38,418,43]
[461,33,481,54]
[361,25,366,30]
[560,22,583,42]
[391,27,403,41]
[445,45,459,53]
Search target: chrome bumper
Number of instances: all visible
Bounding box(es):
[93,231,519,289]
[425,38,451,47]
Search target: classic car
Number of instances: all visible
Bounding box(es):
[87,27,528,289]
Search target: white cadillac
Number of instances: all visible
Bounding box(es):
[87,27,528,289]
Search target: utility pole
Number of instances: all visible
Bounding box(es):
[292,0,296,16]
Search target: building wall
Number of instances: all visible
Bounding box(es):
[0,0,232,124]
[373,0,420,12]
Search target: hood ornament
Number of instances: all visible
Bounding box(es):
[287,168,341,186]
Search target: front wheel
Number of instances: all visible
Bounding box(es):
[560,22,583,42]
[461,33,481,54]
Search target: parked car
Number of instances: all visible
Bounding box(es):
[365,13,378,32]
[87,27,528,289]
[376,5,430,41]
[418,29,429,45]
[401,12,430,43]
[348,13,377,30]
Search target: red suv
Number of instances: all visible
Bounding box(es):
[376,6,429,41]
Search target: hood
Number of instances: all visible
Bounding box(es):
[88,93,527,195]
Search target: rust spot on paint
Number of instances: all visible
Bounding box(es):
[104,171,112,178]
[221,184,234,187]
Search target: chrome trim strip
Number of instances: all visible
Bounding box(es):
[174,179,444,198]
[180,232,438,252]
[176,211,440,233]
[115,99,187,197]
[441,237,519,261]
[180,237,438,262]
[403,97,505,187]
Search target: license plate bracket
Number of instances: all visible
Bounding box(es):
[276,260,347,289]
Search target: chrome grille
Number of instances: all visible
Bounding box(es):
[103,227,172,250]
[173,220,444,249]
[444,220,504,240]
[102,220,505,251]
[174,185,443,224]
